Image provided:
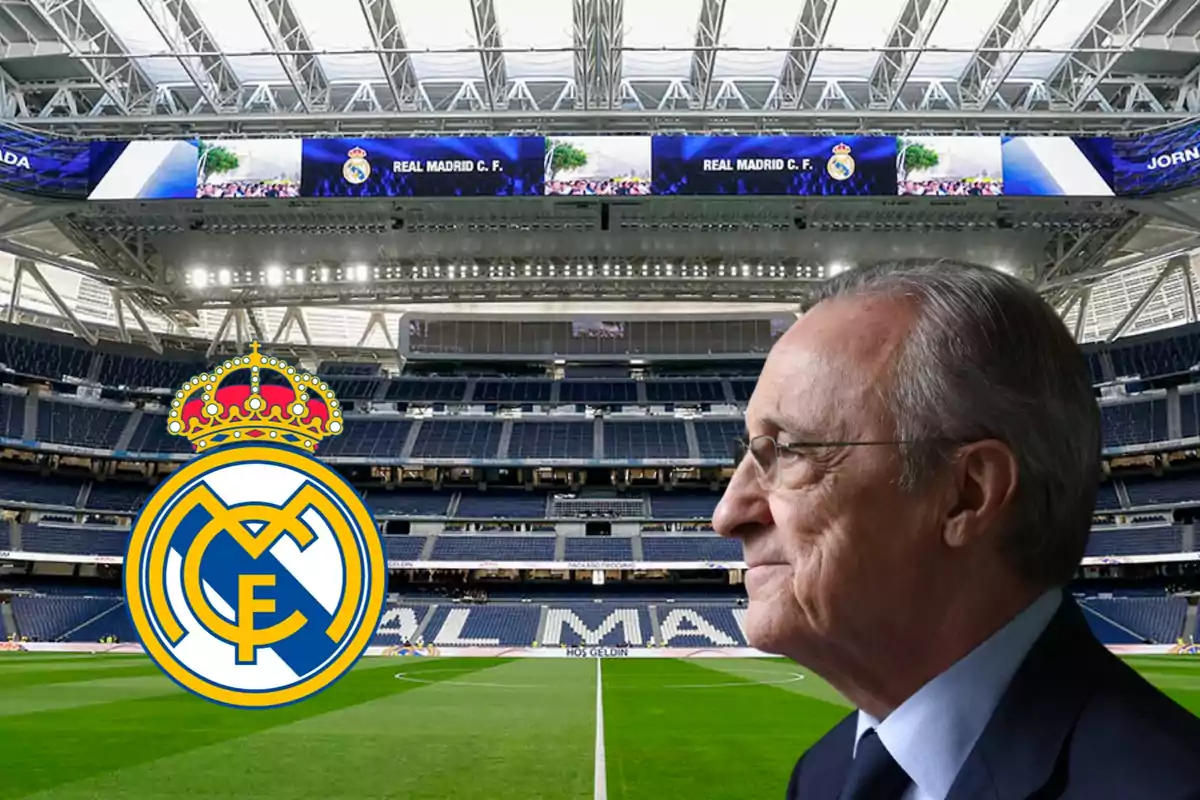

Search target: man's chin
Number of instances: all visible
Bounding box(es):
[742,600,799,655]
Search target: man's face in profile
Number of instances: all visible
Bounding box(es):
[714,296,946,664]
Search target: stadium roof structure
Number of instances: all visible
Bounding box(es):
[0,0,1198,136]
[0,0,1199,356]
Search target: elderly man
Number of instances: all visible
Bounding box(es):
[713,261,1200,800]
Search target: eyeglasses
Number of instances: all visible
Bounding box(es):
[732,434,960,489]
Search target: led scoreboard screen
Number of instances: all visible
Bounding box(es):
[1112,120,1200,197]
[651,135,898,196]
[31,123,1200,203]
[300,136,544,197]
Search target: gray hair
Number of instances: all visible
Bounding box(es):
[806,259,1101,589]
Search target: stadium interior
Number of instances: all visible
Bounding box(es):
[8,0,1200,794]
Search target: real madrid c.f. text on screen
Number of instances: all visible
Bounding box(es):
[124,343,386,709]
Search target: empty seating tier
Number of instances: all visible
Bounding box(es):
[509,421,594,459]
[693,420,741,460]
[381,535,427,561]
[642,536,742,561]
[365,491,450,517]
[1085,526,1182,558]
[37,401,131,450]
[1080,596,1186,643]
[604,421,690,459]
[412,420,503,459]
[1101,401,1168,448]
[319,418,412,458]
[456,492,547,519]
[563,537,634,560]
[0,470,81,507]
[22,525,128,557]
[473,380,552,404]
[430,535,555,561]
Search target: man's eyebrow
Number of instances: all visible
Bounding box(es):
[750,415,828,441]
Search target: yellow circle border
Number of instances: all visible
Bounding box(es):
[124,444,386,709]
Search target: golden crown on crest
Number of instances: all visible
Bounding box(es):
[165,342,344,454]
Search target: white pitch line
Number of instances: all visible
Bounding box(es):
[594,658,607,800]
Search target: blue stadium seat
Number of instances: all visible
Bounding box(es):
[411,420,503,459]
[509,421,593,459]
[1080,603,1144,644]
[365,491,450,517]
[430,535,555,560]
[327,378,381,401]
[604,421,690,459]
[372,602,432,644]
[85,482,152,512]
[1084,526,1182,557]
[0,332,92,381]
[0,470,82,507]
[37,401,131,449]
[98,353,203,390]
[424,604,542,645]
[318,362,382,377]
[0,392,25,439]
[1124,473,1200,506]
[381,535,427,561]
[456,491,548,519]
[693,419,741,459]
[1095,482,1121,510]
[649,493,720,520]
[563,537,633,560]
[21,524,128,557]
[644,380,724,404]
[319,418,412,458]
[125,413,193,454]
[63,604,138,643]
[474,380,553,403]
[541,603,651,645]
[10,595,123,641]
[1100,401,1168,448]
[641,536,743,561]
[729,379,757,402]
[1080,596,1186,643]
[386,379,467,403]
[656,604,747,646]
[559,380,637,404]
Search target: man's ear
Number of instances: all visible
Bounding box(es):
[942,440,1019,549]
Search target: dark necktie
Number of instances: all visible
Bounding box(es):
[839,729,912,800]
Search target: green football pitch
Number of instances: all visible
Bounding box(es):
[3,653,1200,799]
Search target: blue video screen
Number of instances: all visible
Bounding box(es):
[1001,136,1114,197]
[88,139,200,200]
[1113,121,1200,196]
[651,135,898,196]
[0,128,90,200]
[300,136,544,197]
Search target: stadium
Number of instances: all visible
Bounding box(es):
[5,0,1200,796]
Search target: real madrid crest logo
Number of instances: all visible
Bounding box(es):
[124,343,385,709]
[343,146,371,185]
[826,142,855,181]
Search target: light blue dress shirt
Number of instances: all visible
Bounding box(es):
[853,589,1063,800]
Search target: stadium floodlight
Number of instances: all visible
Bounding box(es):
[828,261,850,276]
[351,265,368,282]
[319,267,330,283]
[293,268,305,284]
[189,268,208,289]
[216,269,231,287]
[265,266,283,287]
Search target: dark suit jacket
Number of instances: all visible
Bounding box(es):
[786,592,1200,799]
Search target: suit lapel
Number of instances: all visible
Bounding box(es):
[946,592,1103,800]
[790,712,856,799]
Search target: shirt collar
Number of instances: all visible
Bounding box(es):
[853,589,1063,800]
